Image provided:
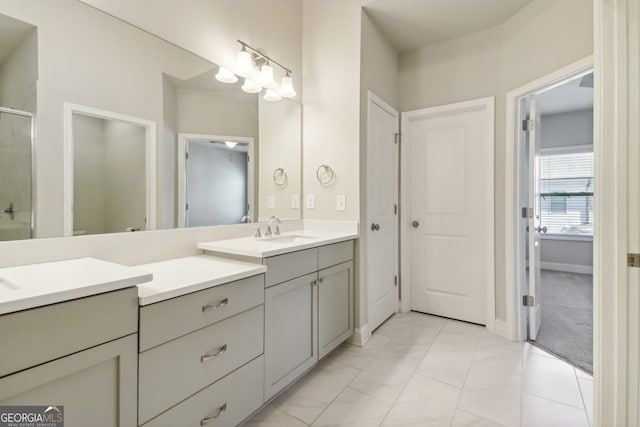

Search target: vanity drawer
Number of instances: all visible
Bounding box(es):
[318,240,354,269]
[142,355,263,427]
[264,247,318,287]
[138,305,264,425]
[139,274,264,351]
[0,287,137,378]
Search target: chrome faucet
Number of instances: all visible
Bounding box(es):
[265,216,282,237]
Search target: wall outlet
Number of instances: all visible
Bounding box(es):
[267,196,275,210]
[306,194,315,210]
[336,194,346,211]
[291,194,300,209]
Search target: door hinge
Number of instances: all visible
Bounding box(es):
[394,204,398,215]
[522,207,533,218]
[523,295,535,307]
[394,275,398,287]
[185,203,189,210]
[247,154,250,162]
[628,253,640,267]
[185,152,189,160]
[522,119,535,131]
[394,133,401,145]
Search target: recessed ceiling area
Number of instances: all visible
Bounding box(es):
[536,72,594,116]
[0,13,35,64]
[363,0,533,52]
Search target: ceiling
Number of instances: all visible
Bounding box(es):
[0,13,35,65]
[363,0,533,52]
[536,72,594,116]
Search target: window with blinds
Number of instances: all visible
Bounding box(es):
[539,151,594,236]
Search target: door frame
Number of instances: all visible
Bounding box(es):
[365,91,399,336]
[504,56,593,342]
[400,97,495,332]
[177,133,254,227]
[62,103,157,237]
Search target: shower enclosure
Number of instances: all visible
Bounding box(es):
[0,107,34,241]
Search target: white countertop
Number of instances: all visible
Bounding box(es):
[0,257,153,315]
[136,255,266,306]
[197,229,359,258]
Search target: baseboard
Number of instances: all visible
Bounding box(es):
[348,324,370,347]
[494,319,510,340]
[541,261,593,275]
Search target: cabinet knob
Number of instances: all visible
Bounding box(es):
[411,220,419,228]
[371,223,380,231]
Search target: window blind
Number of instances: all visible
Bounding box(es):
[539,151,594,236]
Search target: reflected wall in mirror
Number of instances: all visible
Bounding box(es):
[68,106,155,236]
[0,0,303,241]
[0,12,37,241]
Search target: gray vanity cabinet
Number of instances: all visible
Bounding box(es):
[0,288,139,427]
[263,241,354,400]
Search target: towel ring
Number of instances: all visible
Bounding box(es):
[316,164,335,185]
[273,168,288,187]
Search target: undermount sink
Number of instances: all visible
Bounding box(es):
[259,235,317,244]
[0,277,19,293]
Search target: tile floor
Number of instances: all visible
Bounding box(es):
[244,312,593,427]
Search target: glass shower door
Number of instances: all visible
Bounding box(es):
[0,108,34,241]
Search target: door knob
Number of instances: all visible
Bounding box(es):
[371,223,380,231]
[412,220,419,228]
[536,226,548,234]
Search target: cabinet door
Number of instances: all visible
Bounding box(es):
[0,334,137,427]
[318,261,354,359]
[264,272,317,400]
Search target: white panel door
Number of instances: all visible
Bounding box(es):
[527,99,543,340]
[405,98,494,325]
[367,93,399,332]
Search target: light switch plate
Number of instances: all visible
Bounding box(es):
[267,196,275,210]
[306,194,315,210]
[336,194,346,211]
[291,194,300,209]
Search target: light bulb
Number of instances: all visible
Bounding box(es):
[225,141,238,149]
[215,67,238,84]
[236,49,252,76]
[241,78,262,94]
[264,89,282,102]
[258,64,277,89]
[279,75,296,98]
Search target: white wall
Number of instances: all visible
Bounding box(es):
[398,0,593,321]
[302,0,363,221]
[0,28,37,113]
[357,10,399,337]
[162,76,178,229]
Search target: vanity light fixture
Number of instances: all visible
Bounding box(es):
[241,78,262,94]
[279,72,296,98]
[224,141,238,149]
[215,66,238,83]
[263,89,282,102]
[236,47,253,76]
[258,62,277,89]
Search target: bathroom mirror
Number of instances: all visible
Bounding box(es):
[0,0,302,240]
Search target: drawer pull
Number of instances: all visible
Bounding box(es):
[200,344,228,362]
[200,403,227,425]
[202,298,229,312]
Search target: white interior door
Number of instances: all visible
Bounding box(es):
[405,98,494,325]
[527,99,542,340]
[367,92,399,332]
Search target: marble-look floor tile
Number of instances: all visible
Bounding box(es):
[243,405,308,427]
[311,387,391,427]
[329,343,378,370]
[523,354,584,409]
[522,393,590,427]
[274,358,359,424]
[577,376,593,426]
[349,356,418,403]
[458,385,521,427]
[452,410,507,427]
[382,374,461,426]
[416,349,475,388]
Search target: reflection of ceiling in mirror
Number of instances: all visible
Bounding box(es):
[188,139,249,154]
[164,68,246,94]
[0,13,35,64]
